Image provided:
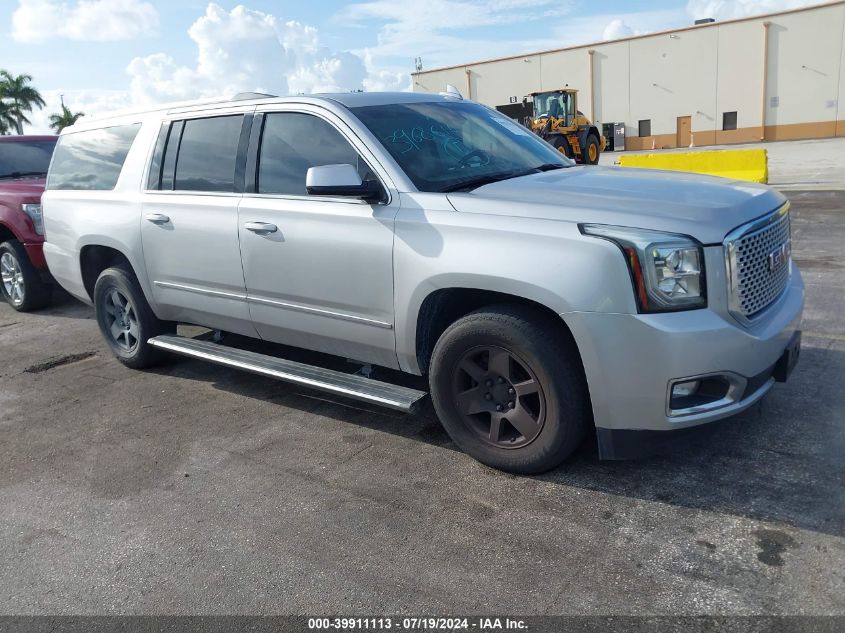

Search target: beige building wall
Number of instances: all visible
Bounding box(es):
[591,40,630,131]
[764,4,844,139]
[411,1,845,150]
[839,8,845,135]
[470,55,541,105]
[714,20,766,145]
[628,26,719,148]
[537,49,589,108]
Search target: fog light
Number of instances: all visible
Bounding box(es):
[671,380,700,398]
[668,373,747,417]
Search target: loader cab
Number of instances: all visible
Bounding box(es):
[530,89,577,128]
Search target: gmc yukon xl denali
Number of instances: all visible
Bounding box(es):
[42,92,803,473]
[0,135,57,311]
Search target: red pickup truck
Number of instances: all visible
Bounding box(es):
[0,135,57,311]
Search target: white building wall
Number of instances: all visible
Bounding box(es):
[470,55,541,105]
[715,20,766,135]
[537,48,589,109]
[591,40,631,129]
[412,2,845,148]
[839,8,845,134]
[765,3,844,133]
[628,27,719,140]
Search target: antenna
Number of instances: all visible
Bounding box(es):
[414,57,423,73]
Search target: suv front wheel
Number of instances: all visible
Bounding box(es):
[93,265,174,369]
[0,240,51,312]
[429,305,591,474]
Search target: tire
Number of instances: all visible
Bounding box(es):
[0,240,52,312]
[429,304,591,474]
[583,134,600,165]
[549,134,573,159]
[93,265,174,369]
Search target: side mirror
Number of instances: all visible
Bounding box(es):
[305,164,383,202]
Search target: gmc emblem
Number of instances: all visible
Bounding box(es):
[767,240,792,273]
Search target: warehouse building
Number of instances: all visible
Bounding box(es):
[411,1,845,151]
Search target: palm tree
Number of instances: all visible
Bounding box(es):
[0,101,17,136]
[49,101,84,133]
[0,71,46,134]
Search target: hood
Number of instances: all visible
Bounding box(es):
[446,166,786,244]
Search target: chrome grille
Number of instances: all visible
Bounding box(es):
[725,205,791,323]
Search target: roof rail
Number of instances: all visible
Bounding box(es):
[231,92,277,101]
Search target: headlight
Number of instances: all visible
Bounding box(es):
[22,203,44,236]
[580,224,706,312]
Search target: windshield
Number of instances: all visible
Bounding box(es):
[0,140,57,179]
[532,92,572,119]
[350,101,573,193]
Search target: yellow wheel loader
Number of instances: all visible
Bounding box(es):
[528,89,606,165]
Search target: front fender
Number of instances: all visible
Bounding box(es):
[392,204,637,374]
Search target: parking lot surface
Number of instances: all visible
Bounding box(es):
[1,191,843,616]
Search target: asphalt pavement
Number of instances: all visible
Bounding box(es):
[0,191,842,616]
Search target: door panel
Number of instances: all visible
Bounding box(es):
[238,196,398,367]
[237,109,398,368]
[141,193,254,335]
[140,112,256,335]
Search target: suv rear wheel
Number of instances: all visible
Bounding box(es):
[93,265,174,369]
[0,240,51,312]
[429,304,590,474]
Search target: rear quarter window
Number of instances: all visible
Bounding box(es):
[47,123,141,191]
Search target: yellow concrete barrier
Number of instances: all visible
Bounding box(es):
[618,149,768,184]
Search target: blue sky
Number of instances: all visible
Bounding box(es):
[0,0,821,131]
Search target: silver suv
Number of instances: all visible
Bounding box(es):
[42,92,803,473]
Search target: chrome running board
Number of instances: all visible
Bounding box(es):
[148,335,427,413]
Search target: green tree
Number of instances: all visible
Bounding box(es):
[0,71,46,135]
[0,102,17,135]
[49,102,84,133]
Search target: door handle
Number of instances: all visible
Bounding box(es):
[244,221,278,234]
[145,213,170,224]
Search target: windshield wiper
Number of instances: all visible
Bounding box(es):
[0,171,47,179]
[440,169,539,193]
[534,163,567,172]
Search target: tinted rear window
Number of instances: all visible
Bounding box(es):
[0,140,56,179]
[47,124,141,191]
[174,116,243,192]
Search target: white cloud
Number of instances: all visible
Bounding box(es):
[26,3,404,133]
[686,0,817,21]
[126,3,373,104]
[338,0,575,72]
[603,18,635,41]
[12,0,159,43]
[26,89,132,134]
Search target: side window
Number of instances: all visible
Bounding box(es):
[257,112,374,196]
[173,115,243,192]
[47,123,141,191]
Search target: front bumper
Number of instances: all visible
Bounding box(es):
[563,267,804,457]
